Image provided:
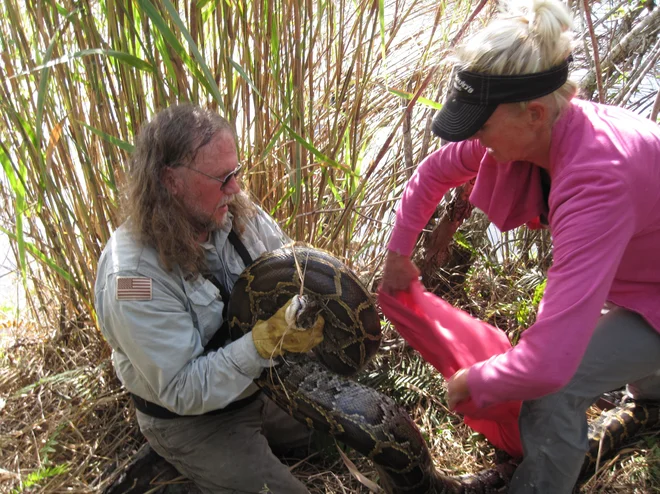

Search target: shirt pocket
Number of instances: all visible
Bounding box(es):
[184,277,225,345]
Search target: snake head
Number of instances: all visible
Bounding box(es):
[284,294,324,330]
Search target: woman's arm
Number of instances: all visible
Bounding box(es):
[467,166,635,408]
[388,140,484,256]
[381,141,483,293]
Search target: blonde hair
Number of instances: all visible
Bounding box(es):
[456,0,577,110]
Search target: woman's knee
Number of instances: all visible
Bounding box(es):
[520,393,591,453]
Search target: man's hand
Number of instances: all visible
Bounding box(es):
[251,295,325,359]
[379,250,420,294]
[447,368,471,410]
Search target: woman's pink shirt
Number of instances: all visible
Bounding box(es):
[388,100,660,407]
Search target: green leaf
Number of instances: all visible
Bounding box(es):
[11,368,86,398]
[0,226,79,290]
[75,48,154,72]
[532,279,547,305]
[277,119,351,174]
[0,144,27,279]
[11,49,154,79]
[161,0,226,110]
[388,87,443,110]
[55,4,69,15]
[259,125,286,159]
[270,186,295,222]
[228,58,264,99]
[11,463,70,493]
[79,121,134,152]
[378,0,386,62]
[136,0,225,108]
[323,169,345,208]
[196,0,216,8]
[453,231,478,256]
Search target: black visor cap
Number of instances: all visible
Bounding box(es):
[432,57,571,142]
[432,98,498,142]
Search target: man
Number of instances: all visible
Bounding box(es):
[95,104,323,493]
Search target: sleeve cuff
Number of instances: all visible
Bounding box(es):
[224,334,272,378]
[467,359,493,408]
[387,222,419,256]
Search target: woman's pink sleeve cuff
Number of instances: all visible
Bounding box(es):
[387,222,419,256]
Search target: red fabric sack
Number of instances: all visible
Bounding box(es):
[378,280,523,457]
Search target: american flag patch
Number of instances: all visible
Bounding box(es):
[116,276,153,301]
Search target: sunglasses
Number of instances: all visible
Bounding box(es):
[184,163,243,189]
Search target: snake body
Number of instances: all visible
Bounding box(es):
[227,244,659,493]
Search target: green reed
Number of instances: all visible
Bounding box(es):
[0,0,469,323]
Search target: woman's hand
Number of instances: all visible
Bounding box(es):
[379,250,420,294]
[446,368,471,410]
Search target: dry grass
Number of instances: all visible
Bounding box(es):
[0,315,139,493]
[2,310,658,493]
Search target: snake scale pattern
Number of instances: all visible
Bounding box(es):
[227,244,660,493]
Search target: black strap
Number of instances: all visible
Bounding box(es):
[203,230,255,352]
[131,391,261,419]
[539,168,551,227]
[203,275,231,352]
[228,229,254,267]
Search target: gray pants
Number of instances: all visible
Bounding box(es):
[510,307,660,493]
[137,394,311,494]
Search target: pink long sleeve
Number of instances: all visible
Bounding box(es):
[468,166,636,407]
[387,140,483,256]
[389,100,660,409]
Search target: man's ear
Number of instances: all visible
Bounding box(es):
[161,167,181,196]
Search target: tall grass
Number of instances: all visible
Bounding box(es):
[1,1,658,325]
[2,0,660,491]
[0,1,478,490]
[0,0,475,327]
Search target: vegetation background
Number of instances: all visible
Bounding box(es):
[1,0,659,492]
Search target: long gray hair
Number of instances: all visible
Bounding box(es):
[122,104,256,273]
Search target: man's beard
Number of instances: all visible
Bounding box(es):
[187,200,232,236]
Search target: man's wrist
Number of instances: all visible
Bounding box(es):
[226,334,274,376]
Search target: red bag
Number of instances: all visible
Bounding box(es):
[378,281,522,457]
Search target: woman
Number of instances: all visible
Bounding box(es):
[380,1,660,492]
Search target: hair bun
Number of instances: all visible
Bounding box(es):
[528,0,572,36]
